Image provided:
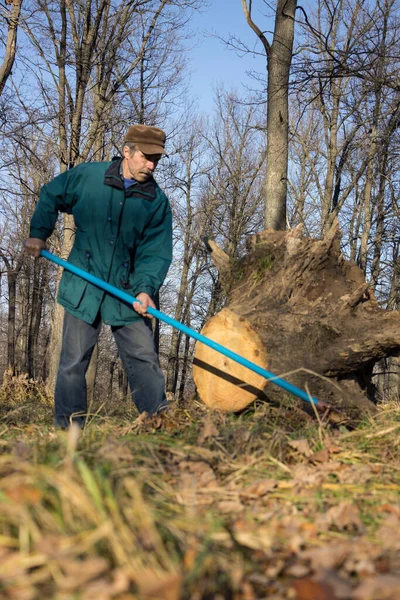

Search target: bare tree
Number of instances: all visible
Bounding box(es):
[241,0,297,230]
[163,119,210,394]
[0,132,55,376]
[204,90,267,257]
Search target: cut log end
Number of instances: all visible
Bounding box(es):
[193,309,268,412]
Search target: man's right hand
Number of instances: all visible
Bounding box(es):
[25,238,46,257]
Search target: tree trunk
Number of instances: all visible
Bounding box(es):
[193,225,400,420]
[166,270,191,393]
[7,269,18,374]
[118,366,128,402]
[18,267,29,374]
[0,0,23,97]
[108,358,117,400]
[242,0,296,231]
[371,147,389,288]
[86,343,98,416]
[27,258,47,378]
[46,218,75,390]
[265,0,296,230]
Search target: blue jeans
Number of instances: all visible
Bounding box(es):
[54,311,168,428]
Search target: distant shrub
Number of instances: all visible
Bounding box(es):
[0,369,51,406]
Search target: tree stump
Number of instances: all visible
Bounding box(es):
[193,225,400,419]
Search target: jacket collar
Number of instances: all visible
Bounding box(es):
[104,157,157,200]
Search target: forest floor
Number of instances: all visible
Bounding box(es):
[1,375,400,600]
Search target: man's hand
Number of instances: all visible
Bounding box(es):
[133,292,155,319]
[25,238,46,257]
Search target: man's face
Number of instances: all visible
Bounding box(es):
[123,146,161,182]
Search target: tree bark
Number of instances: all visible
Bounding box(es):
[0,0,23,97]
[265,0,296,230]
[6,269,18,374]
[27,258,45,378]
[242,0,296,231]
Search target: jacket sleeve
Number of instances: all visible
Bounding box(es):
[130,195,173,299]
[29,169,76,241]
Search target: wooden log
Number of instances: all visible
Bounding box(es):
[192,309,268,412]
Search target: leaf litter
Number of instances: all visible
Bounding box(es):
[0,399,400,598]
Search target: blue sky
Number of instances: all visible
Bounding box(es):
[187,1,272,112]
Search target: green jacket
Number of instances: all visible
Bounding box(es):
[30,158,172,325]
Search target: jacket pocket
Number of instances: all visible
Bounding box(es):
[58,270,88,309]
[57,249,91,309]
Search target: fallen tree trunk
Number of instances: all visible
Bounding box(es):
[193,225,400,419]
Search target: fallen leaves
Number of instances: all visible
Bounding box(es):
[242,479,278,497]
[1,404,400,600]
[315,502,365,533]
[197,413,220,444]
[178,459,217,506]
[291,578,341,600]
[135,571,182,600]
[231,521,273,552]
[352,574,400,600]
[289,438,313,457]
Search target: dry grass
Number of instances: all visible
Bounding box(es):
[1,391,400,599]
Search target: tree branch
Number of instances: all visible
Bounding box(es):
[241,0,270,56]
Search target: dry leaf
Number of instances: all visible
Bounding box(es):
[352,574,400,599]
[131,412,150,428]
[300,545,350,571]
[325,442,342,454]
[380,504,400,516]
[197,414,219,444]
[179,460,216,487]
[178,460,217,506]
[288,439,313,457]
[285,563,310,578]
[315,570,352,599]
[336,464,375,485]
[217,500,245,513]
[232,524,273,553]
[292,464,326,487]
[376,514,400,550]
[136,572,182,600]
[244,479,278,497]
[291,578,339,600]
[315,502,364,533]
[309,448,329,463]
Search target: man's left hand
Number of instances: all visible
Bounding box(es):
[133,292,155,319]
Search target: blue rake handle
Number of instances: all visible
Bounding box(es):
[41,249,318,406]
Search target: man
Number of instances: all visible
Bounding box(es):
[25,125,172,428]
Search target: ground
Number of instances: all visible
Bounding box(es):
[0,377,400,599]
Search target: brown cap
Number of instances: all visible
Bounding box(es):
[124,124,168,156]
